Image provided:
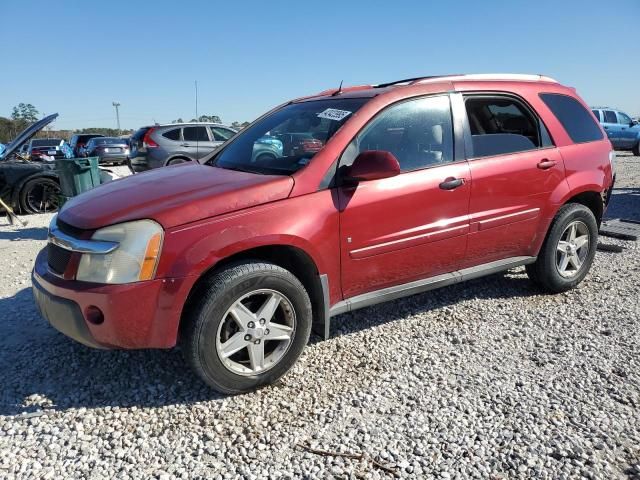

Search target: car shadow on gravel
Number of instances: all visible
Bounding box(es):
[0,288,219,416]
[324,270,539,340]
[0,226,48,241]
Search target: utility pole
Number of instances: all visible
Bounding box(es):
[112,101,121,134]
[195,81,198,122]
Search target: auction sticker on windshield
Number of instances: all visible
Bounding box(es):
[317,108,352,121]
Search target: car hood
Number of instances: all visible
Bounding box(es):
[58,163,294,230]
[0,113,59,160]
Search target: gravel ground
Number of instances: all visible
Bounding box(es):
[0,155,639,479]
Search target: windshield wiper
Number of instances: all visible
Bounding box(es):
[218,165,264,175]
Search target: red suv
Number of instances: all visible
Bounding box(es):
[33,74,615,393]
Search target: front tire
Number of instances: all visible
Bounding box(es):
[526,203,598,293]
[182,261,312,394]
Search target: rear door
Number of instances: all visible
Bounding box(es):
[459,93,565,267]
[338,94,471,298]
[182,126,214,160]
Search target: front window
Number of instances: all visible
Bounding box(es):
[211,98,367,175]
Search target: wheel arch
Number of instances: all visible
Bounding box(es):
[179,243,328,342]
[165,155,193,166]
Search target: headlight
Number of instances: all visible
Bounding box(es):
[76,220,163,284]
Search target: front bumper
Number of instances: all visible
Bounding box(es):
[32,247,195,349]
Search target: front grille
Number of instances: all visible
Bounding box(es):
[47,243,72,275]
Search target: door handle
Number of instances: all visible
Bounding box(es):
[604,126,609,130]
[180,143,191,147]
[439,177,465,190]
[537,159,556,170]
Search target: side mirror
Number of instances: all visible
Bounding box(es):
[345,150,400,183]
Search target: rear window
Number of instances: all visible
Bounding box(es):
[539,93,604,143]
[31,139,60,147]
[93,137,126,145]
[132,127,151,141]
[162,128,181,141]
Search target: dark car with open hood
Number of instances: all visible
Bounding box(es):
[0,114,61,214]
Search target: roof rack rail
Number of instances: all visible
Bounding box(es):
[415,73,559,84]
[373,73,558,89]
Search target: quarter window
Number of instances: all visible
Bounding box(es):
[342,95,453,172]
[183,126,209,142]
[464,95,547,158]
[591,110,601,122]
[603,110,617,123]
[162,128,181,141]
[539,93,604,144]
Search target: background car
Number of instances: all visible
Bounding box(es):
[28,138,66,161]
[69,133,105,156]
[591,107,640,155]
[128,122,237,172]
[0,114,61,214]
[82,137,129,165]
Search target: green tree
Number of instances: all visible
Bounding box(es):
[172,118,184,123]
[11,103,39,123]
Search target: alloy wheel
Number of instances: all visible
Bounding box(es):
[215,289,296,376]
[556,220,590,278]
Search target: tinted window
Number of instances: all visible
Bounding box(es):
[343,95,453,172]
[183,126,209,142]
[603,110,617,123]
[31,139,61,147]
[617,111,632,124]
[591,110,601,122]
[162,128,181,141]
[211,127,234,141]
[465,96,542,157]
[540,94,604,143]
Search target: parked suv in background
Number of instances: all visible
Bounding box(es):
[128,123,237,172]
[591,107,640,155]
[34,74,615,394]
[69,133,105,157]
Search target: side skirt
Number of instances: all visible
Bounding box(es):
[328,256,536,319]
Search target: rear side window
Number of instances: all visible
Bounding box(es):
[603,110,617,123]
[539,93,604,143]
[591,110,601,121]
[464,95,549,158]
[183,126,209,142]
[162,128,181,141]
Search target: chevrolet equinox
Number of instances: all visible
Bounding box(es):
[33,74,615,393]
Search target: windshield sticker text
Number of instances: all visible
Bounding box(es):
[317,108,352,122]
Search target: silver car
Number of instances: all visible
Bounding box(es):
[128,123,237,172]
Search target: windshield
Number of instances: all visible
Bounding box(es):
[211,98,367,175]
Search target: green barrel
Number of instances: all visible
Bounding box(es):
[55,157,101,197]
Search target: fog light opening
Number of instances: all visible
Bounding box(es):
[85,306,104,325]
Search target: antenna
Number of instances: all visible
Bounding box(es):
[195,80,199,122]
[331,80,343,96]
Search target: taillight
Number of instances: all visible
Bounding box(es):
[143,128,158,148]
[300,139,323,152]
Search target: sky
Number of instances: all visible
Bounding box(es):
[0,0,638,131]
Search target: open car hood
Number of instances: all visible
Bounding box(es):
[0,113,59,161]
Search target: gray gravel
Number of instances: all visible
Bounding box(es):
[1,155,639,479]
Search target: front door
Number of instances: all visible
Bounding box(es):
[338,95,471,299]
[460,93,566,267]
[616,111,638,149]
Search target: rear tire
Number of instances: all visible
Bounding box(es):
[182,261,312,394]
[526,203,598,293]
[632,141,640,156]
[19,177,60,214]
